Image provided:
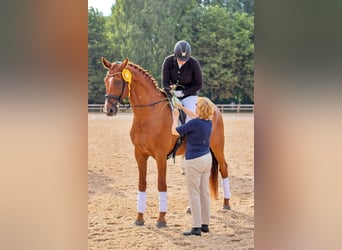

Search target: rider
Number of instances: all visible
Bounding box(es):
[162,40,203,123]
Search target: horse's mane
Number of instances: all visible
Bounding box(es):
[128,62,162,92]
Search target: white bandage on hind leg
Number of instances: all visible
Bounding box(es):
[137,191,147,213]
[159,192,168,212]
[223,177,231,199]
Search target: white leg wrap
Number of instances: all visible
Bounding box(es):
[159,192,168,212]
[137,191,146,213]
[223,177,231,199]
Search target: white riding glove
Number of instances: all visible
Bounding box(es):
[174,90,184,98]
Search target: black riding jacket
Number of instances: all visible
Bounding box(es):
[161,55,203,99]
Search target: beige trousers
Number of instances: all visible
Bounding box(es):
[184,152,212,228]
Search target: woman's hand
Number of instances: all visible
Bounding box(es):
[175,102,183,109]
[171,109,180,135]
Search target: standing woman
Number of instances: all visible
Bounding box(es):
[162,40,203,123]
[171,97,214,236]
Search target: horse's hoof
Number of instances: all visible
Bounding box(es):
[186,206,191,214]
[156,221,167,228]
[134,220,145,226]
[223,205,231,210]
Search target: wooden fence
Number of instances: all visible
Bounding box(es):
[88,103,254,113]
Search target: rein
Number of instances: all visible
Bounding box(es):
[129,98,168,108]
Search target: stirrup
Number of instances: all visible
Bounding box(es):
[172,135,185,159]
[166,134,185,162]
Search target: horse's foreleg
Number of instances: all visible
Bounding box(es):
[135,151,148,226]
[156,158,167,228]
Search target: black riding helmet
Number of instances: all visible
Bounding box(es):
[174,40,191,62]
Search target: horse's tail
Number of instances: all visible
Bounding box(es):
[209,148,219,200]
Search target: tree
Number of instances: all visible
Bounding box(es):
[230,12,254,103]
[88,8,112,103]
[88,1,254,104]
[199,0,254,15]
[226,0,254,15]
[107,0,199,84]
[192,5,254,103]
[192,6,238,102]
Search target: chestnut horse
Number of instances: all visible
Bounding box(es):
[101,57,231,228]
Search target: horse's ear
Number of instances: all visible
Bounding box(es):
[101,57,111,69]
[122,58,129,68]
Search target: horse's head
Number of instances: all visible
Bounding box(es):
[101,57,130,116]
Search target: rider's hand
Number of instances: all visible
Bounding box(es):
[170,84,176,94]
[173,109,179,118]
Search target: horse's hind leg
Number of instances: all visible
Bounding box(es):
[134,150,148,226]
[212,146,231,210]
[219,158,231,210]
[212,110,231,209]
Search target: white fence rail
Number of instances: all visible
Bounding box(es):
[88,103,254,113]
[88,104,131,112]
[216,104,254,113]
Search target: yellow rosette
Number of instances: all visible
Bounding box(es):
[122,69,132,97]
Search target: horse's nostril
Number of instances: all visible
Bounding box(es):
[106,106,117,116]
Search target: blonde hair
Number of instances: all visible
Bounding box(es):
[197,97,215,120]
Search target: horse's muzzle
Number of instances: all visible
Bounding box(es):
[104,102,118,116]
[106,105,118,116]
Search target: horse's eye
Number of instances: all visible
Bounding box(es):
[115,80,122,85]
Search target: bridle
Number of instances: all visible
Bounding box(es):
[105,70,168,108]
[105,72,127,103]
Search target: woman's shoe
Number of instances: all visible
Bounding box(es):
[183,227,201,236]
[201,224,209,233]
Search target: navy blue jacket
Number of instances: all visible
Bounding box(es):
[176,118,212,160]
